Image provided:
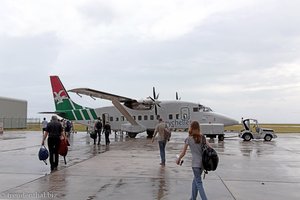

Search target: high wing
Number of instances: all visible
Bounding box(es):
[68,88,155,110]
[68,88,140,125]
[68,88,135,103]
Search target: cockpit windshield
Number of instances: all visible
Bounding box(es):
[198,104,213,112]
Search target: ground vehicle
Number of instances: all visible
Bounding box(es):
[239,118,277,141]
[200,123,225,141]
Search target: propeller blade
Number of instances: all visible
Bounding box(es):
[176,92,181,100]
[148,96,155,102]
[153,87,156,100]
[154,105,158,115]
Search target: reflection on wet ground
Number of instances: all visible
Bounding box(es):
[1,131,300,199]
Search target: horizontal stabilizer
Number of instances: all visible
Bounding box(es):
[38,111,66,115]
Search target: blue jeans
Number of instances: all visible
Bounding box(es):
[191,167,207,200]
[158,140,166,164]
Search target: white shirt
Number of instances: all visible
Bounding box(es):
[154,122,167,141]
[42,120,48,128]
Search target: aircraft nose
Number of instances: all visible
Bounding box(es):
[214,113,239,126]
[223,116,239,126]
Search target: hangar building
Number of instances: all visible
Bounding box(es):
[0,96,27,129]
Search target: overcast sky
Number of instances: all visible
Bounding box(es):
[0,0,300,123]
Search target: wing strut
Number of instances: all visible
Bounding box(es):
[111,99,138,126]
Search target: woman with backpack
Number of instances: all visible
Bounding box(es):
[176,121,211,200]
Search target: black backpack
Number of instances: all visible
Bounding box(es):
[96,121,102,129]
[201,136,219,177]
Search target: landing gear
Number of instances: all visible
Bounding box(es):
[146,130,154,138]
[128,132,137,138]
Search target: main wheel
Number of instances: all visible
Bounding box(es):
[264,135,272,141]
[128,132,137,138]
[243,133,252,141]
[146,130,154,138]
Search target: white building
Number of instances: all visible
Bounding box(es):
[0,96,27,128]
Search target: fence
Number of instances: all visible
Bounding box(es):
[0,118,40,129]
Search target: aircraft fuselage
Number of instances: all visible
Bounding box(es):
[74,100,238,133]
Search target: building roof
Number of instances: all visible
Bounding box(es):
[0,96,27,103]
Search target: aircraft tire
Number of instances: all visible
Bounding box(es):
[146,130,154,138]
[128,132,137,138]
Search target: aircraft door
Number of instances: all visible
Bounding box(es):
[102,113,110,125]
[180,107,190,120]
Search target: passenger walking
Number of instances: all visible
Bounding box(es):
[41,117,48,134]
[94,118,103,145]
[103,122,111,145]
[70,121,76,133]
[176,121,211,200]
[151,118,170,166]
[41,115,65,171]
[65,120,72,137]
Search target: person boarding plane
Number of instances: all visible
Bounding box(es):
[41,76,238,139]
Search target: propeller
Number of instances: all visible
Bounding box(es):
[149,87,161,116]
[176,92,181,100]
[153,87,159,100]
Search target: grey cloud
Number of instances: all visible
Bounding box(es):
[0,33,62,116]
[0,32,61,72]
[79,1,116,25]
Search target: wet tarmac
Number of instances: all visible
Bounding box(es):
[0,131,300,200]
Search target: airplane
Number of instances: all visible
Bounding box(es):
[43,75,238,139]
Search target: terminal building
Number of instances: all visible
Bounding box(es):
[0,96,27,129]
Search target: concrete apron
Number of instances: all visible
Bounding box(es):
[0,132,300,200]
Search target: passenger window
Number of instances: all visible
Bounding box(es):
[133,116,136,120]
[110,117,113,122]
[193,107,199,112]
[116,117,119,121]
[121,116,125,121]
[169,114,173,120]
[150,115,154,120]
[156,115,160,120]
[144,115,148,120]
[176,114,179,119]
[138,116,142,121]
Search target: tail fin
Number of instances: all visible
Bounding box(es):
[50,75,72,111]
[50,76,98,121]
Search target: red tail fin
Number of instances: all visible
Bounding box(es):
[50,76,70,99]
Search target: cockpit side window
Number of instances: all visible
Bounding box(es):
[204,107,212,112]
[199,104,212,112]
[193,107,199,112]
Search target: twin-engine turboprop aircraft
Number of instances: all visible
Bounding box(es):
[43,76,238,138]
